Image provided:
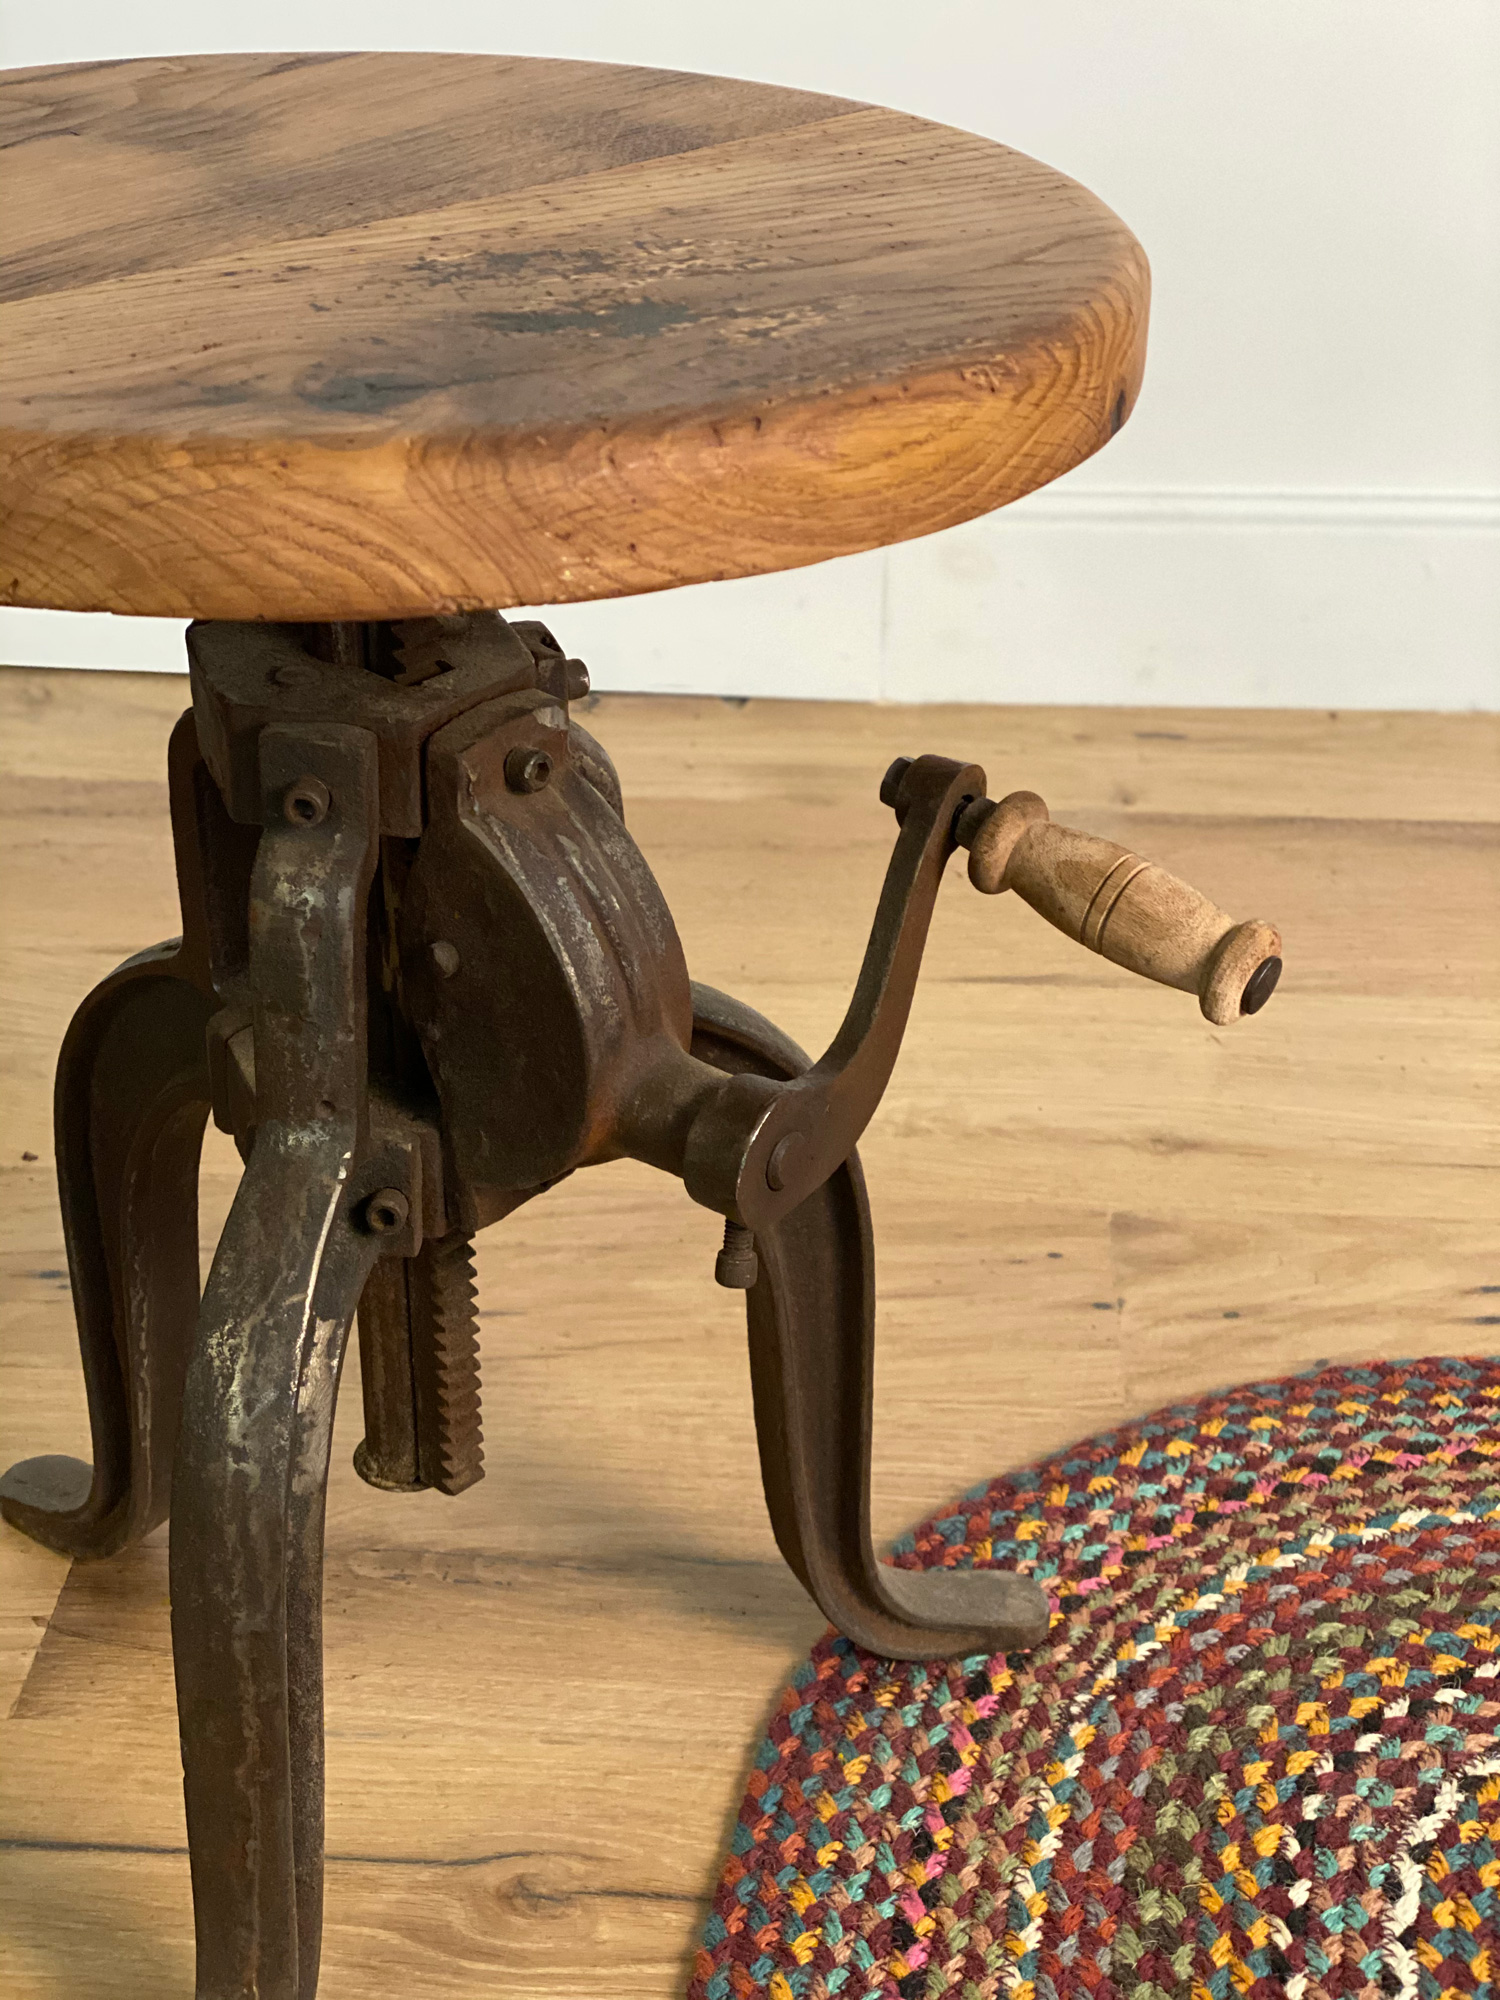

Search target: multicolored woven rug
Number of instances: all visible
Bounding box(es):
[691,1358,1500,2000]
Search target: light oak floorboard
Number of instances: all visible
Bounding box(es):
[1,667,1496,1994]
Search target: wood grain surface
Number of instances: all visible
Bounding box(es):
[0,53,1149,621]
[3,669,1494,1996]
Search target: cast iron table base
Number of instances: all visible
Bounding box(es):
[0,612,1279,1997]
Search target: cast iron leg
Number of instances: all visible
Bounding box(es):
[692,985,1049,1660]
[171,1138,378,1998]
[168,717,381,1999]
[0,713,228,1557]
[0,949,212,1555]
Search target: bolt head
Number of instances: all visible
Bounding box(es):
[715,1243,759,1289]
[363,1188,409,1234]
[765,1132,806,1194]
[505,746,554,794]
[879,757,913,813]
[284,776,331,825]
[429,940,461,980]
[715,1220,758,1289]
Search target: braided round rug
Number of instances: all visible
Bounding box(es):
[690,1357,1500,2000]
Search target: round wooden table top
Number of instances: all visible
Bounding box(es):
[0,52,1149,622]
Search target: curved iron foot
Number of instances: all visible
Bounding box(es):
[0,710,236,1560]
[692,983,1050,1661]
[0,944,212,1558]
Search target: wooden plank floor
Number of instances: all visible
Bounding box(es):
[2,666,1496,1994]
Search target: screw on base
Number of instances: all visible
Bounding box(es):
[504,746,554,793]
[362,1188,409,1234]
[283,776,331,825]
[715,1220,758,1289]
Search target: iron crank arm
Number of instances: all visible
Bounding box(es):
[672,756,985,1235]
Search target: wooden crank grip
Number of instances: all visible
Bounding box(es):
[956,790,1282,1025]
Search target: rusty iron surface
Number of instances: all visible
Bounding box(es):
[2,613,1084,1997]
[0,711,217,1556]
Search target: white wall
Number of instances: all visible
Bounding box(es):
[4,2,1498,707]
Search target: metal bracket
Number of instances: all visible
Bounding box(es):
[188,611,585,837]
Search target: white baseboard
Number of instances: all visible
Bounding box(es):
[881,487,1500,710]
[3,488,1496,709]
[1008,487,1500,530]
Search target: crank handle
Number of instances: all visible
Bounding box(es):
[669,755,1279,1240]
[954,786,1282,1025]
